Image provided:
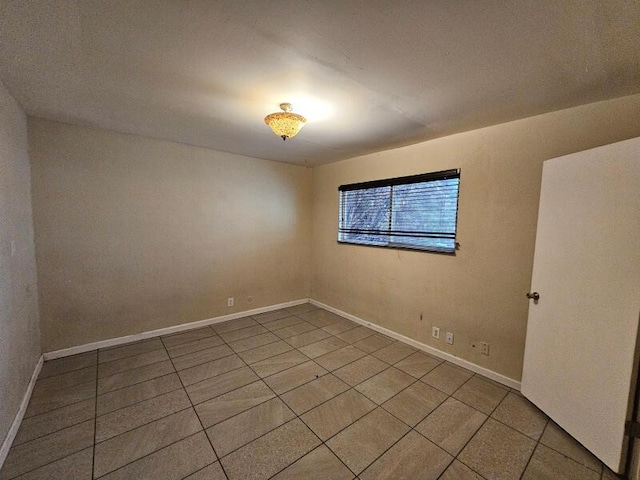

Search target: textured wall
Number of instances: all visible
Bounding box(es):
[311,94,640,382]
[0,82,40,447]
[29,118,312,352]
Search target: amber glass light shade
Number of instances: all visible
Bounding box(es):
[264,103,307,140]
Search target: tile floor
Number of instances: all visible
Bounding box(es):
[0,304,620,479]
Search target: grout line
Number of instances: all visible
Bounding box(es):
[188,373,261,408]
[97,346,167,365]
[517,441,542,480]
[13,306,596,480]
[518,419,609,478]
[178,461,221,480]
[197,380,278,429]
[173,349,239,373]
[93,369,178,397]
[444,375,520,480]
[220,323,271,346]
[4,445,94,480]
[166,339,227,359]
[189,330,295,479]
[23,391,96,420]
[5,417,95,450]
[162,333,222,352]
[437,459,486,480]
[96,382,184,418]
[96,347,165,364]
[36,364,96,381]
[97,344,165,364]
[257,357,321,381]
[12,408,95,448]
[304,368,428,475]
[346,365,487,478]
[1,315,375,478]
[92,432,209,480]
[259,314,306,328]
[37,360,98,382]
[263,443,354,480]
[227,336,283,356]
[160,335,230,480]
[95,402,194,445]
[260,362,330,397]
[18,394,95,421]
[181,362,252,396]
[209,330,325,468]
[32,365,97,390]
[291,383,365,426]
[97,358,171,381]
[4,360,96,478]
[238,349,357,479]
[96,348,169,368]
[96,362,175,395]
[435,458,459,480]
[269,325,318,341]
[343,425,417,478]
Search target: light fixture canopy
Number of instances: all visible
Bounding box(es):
[264,103,307,141]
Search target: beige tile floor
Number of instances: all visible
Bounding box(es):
[0,304,620,479]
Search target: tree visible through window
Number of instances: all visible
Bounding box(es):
[338,169,460,253]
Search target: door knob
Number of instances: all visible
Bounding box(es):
[526,292,540,302]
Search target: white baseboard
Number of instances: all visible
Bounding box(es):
[41,296,520,391]
[44,299,308,361]
[0,355,43,469]
[3,297,518,472]
[310,299,521,390]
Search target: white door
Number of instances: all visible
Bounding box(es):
[521,137,640,474]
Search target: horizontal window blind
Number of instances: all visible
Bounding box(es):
[338,169,460,253]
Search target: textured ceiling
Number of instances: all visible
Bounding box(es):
[1,1,639,166]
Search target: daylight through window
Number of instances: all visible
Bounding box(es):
[338,169,460,253]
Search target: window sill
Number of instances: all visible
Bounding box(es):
[337,240,456,255]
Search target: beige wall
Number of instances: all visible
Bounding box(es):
[29,118,312,352]
[0,82,40,447]
[311,94,640,382]
[24,94,640,378]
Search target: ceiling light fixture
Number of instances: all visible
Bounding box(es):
[264,103,307,141]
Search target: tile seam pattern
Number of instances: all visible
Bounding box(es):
[160,328,228,480]
[215,316,426,477]
[13,402,95,446]
[7,318,440,474]
[236,330,356,479]
[0,306,610,480]
[95,375,184,416]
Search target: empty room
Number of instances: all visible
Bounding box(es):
[1,1,639,479]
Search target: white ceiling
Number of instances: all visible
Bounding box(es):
[1,1,638,166]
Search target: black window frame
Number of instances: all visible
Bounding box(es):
[338,169,461,254]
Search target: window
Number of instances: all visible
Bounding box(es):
[338,169,460,253]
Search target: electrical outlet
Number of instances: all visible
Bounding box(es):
[481,342,490,355]
[432,326,440,339]
[446,332,454,345]
[227,297,234,307]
